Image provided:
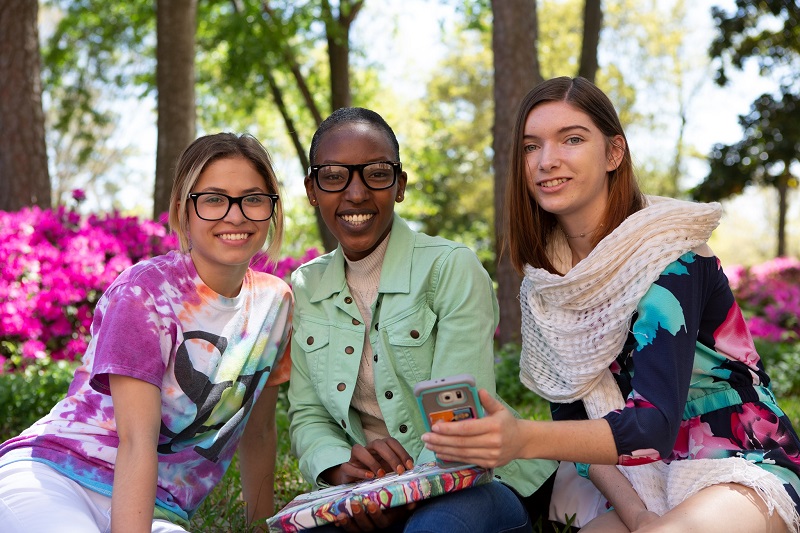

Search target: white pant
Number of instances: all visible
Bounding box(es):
[0,461,188,533]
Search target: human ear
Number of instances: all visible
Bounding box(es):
[606,135,625,171]
[304,176,318,206]
[395,171,408,203]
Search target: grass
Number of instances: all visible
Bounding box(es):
[191,380,800,532]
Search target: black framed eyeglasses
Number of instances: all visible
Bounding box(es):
[308,161,402,192]
[188,192,279,222]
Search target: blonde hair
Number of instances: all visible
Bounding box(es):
[167,133,284,262]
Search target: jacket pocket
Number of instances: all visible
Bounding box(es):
[384,303,437,347]
[295,321,330,354]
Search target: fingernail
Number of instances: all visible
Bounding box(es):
[405,459,414,469]
[376,468,386,477]
[396,465,405,474]
[364,471,374,479]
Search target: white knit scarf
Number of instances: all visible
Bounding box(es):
[519,196,800,528]
[520,196,721,413]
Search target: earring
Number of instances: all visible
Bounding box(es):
[310,198,317,206]
[396,194,403,201]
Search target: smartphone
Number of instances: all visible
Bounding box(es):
[414,373,483,466]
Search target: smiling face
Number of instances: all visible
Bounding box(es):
[305,122,407,261]
[523,100,624,232]
[186,156,272,295]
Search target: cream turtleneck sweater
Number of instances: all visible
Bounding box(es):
[344,235,391,444]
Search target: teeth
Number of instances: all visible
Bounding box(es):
[340,213,374,225]
[219,233,248,241]
[541,178,569,188]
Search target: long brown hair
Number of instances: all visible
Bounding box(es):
[503,76,644,274]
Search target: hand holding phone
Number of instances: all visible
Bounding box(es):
[414,374,483,466]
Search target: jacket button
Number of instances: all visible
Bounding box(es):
[352,318,360,326]
[344,296,353,304]
[337,382,346,391]
[341,419,347,428]
[345,346,354,354]
[385,391,393,399]
[410,330,420,339]
[399,424,408,433]
[306,336,314,345]
[373,354,378,362]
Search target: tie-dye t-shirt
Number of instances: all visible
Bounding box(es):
[552,252,800,511]
[0,251,293,523]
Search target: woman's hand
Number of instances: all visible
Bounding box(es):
[323,437,414,485]
[322,438,416,531]
[421,389,524,468]
[332,500,418,532]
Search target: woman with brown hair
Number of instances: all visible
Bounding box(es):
[423,76,800,532]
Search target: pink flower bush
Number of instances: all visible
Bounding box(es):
[0,204,319,371]
[728,257,800,343]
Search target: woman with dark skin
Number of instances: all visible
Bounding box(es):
[288,107,557,532]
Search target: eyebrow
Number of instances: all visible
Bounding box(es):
[196,186,267,194]
[524,124,592,139]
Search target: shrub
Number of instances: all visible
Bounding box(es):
[0,204,320,371]
[0,358,78,441]
[728,256,800,343]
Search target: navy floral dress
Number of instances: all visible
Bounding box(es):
[551,251,800,513]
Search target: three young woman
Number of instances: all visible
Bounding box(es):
[0,133,292,532]
[287,107,557,532]
[422,76,800,532]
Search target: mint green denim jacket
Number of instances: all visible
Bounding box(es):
[288,214,557,495]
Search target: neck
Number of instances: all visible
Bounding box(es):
[190,251,248,297]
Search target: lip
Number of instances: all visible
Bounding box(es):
[215,231,253,244]
[337,212,376,229]
[536,177,571,191]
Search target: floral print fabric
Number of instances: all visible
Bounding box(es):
[553,252,800,511]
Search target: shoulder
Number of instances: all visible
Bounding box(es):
[291,251,335,286]
[107,252,186,297]
[411,229,468,253]
[250,269,292,298]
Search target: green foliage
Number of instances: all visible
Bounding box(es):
[401,26,496,272]
[0,358,78,442]
[709,0,800,87]
[494,343,552,421]
[755,339,800,397]
[691,91,800,202]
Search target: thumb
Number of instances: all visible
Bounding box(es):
[478,389,506,415]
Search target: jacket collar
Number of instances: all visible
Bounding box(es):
[310,213,414,303]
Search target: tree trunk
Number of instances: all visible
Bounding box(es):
[776,173,788,257]
[154,0,197,221]
[0,0,51,211]
[578,0,602,82]
[491,0,541,345]
[312,0,363,252]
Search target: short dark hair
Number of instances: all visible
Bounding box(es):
[309,107,400,165]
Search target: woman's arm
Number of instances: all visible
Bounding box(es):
[239,384,279,529]
[428,247,500,393]
[109,374,162,533]
[587,465,658,531]
[423,389,619,466]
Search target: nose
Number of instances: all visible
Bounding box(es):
[344,169,369,202]
[537,144,560,171]
[224,199,247,223]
